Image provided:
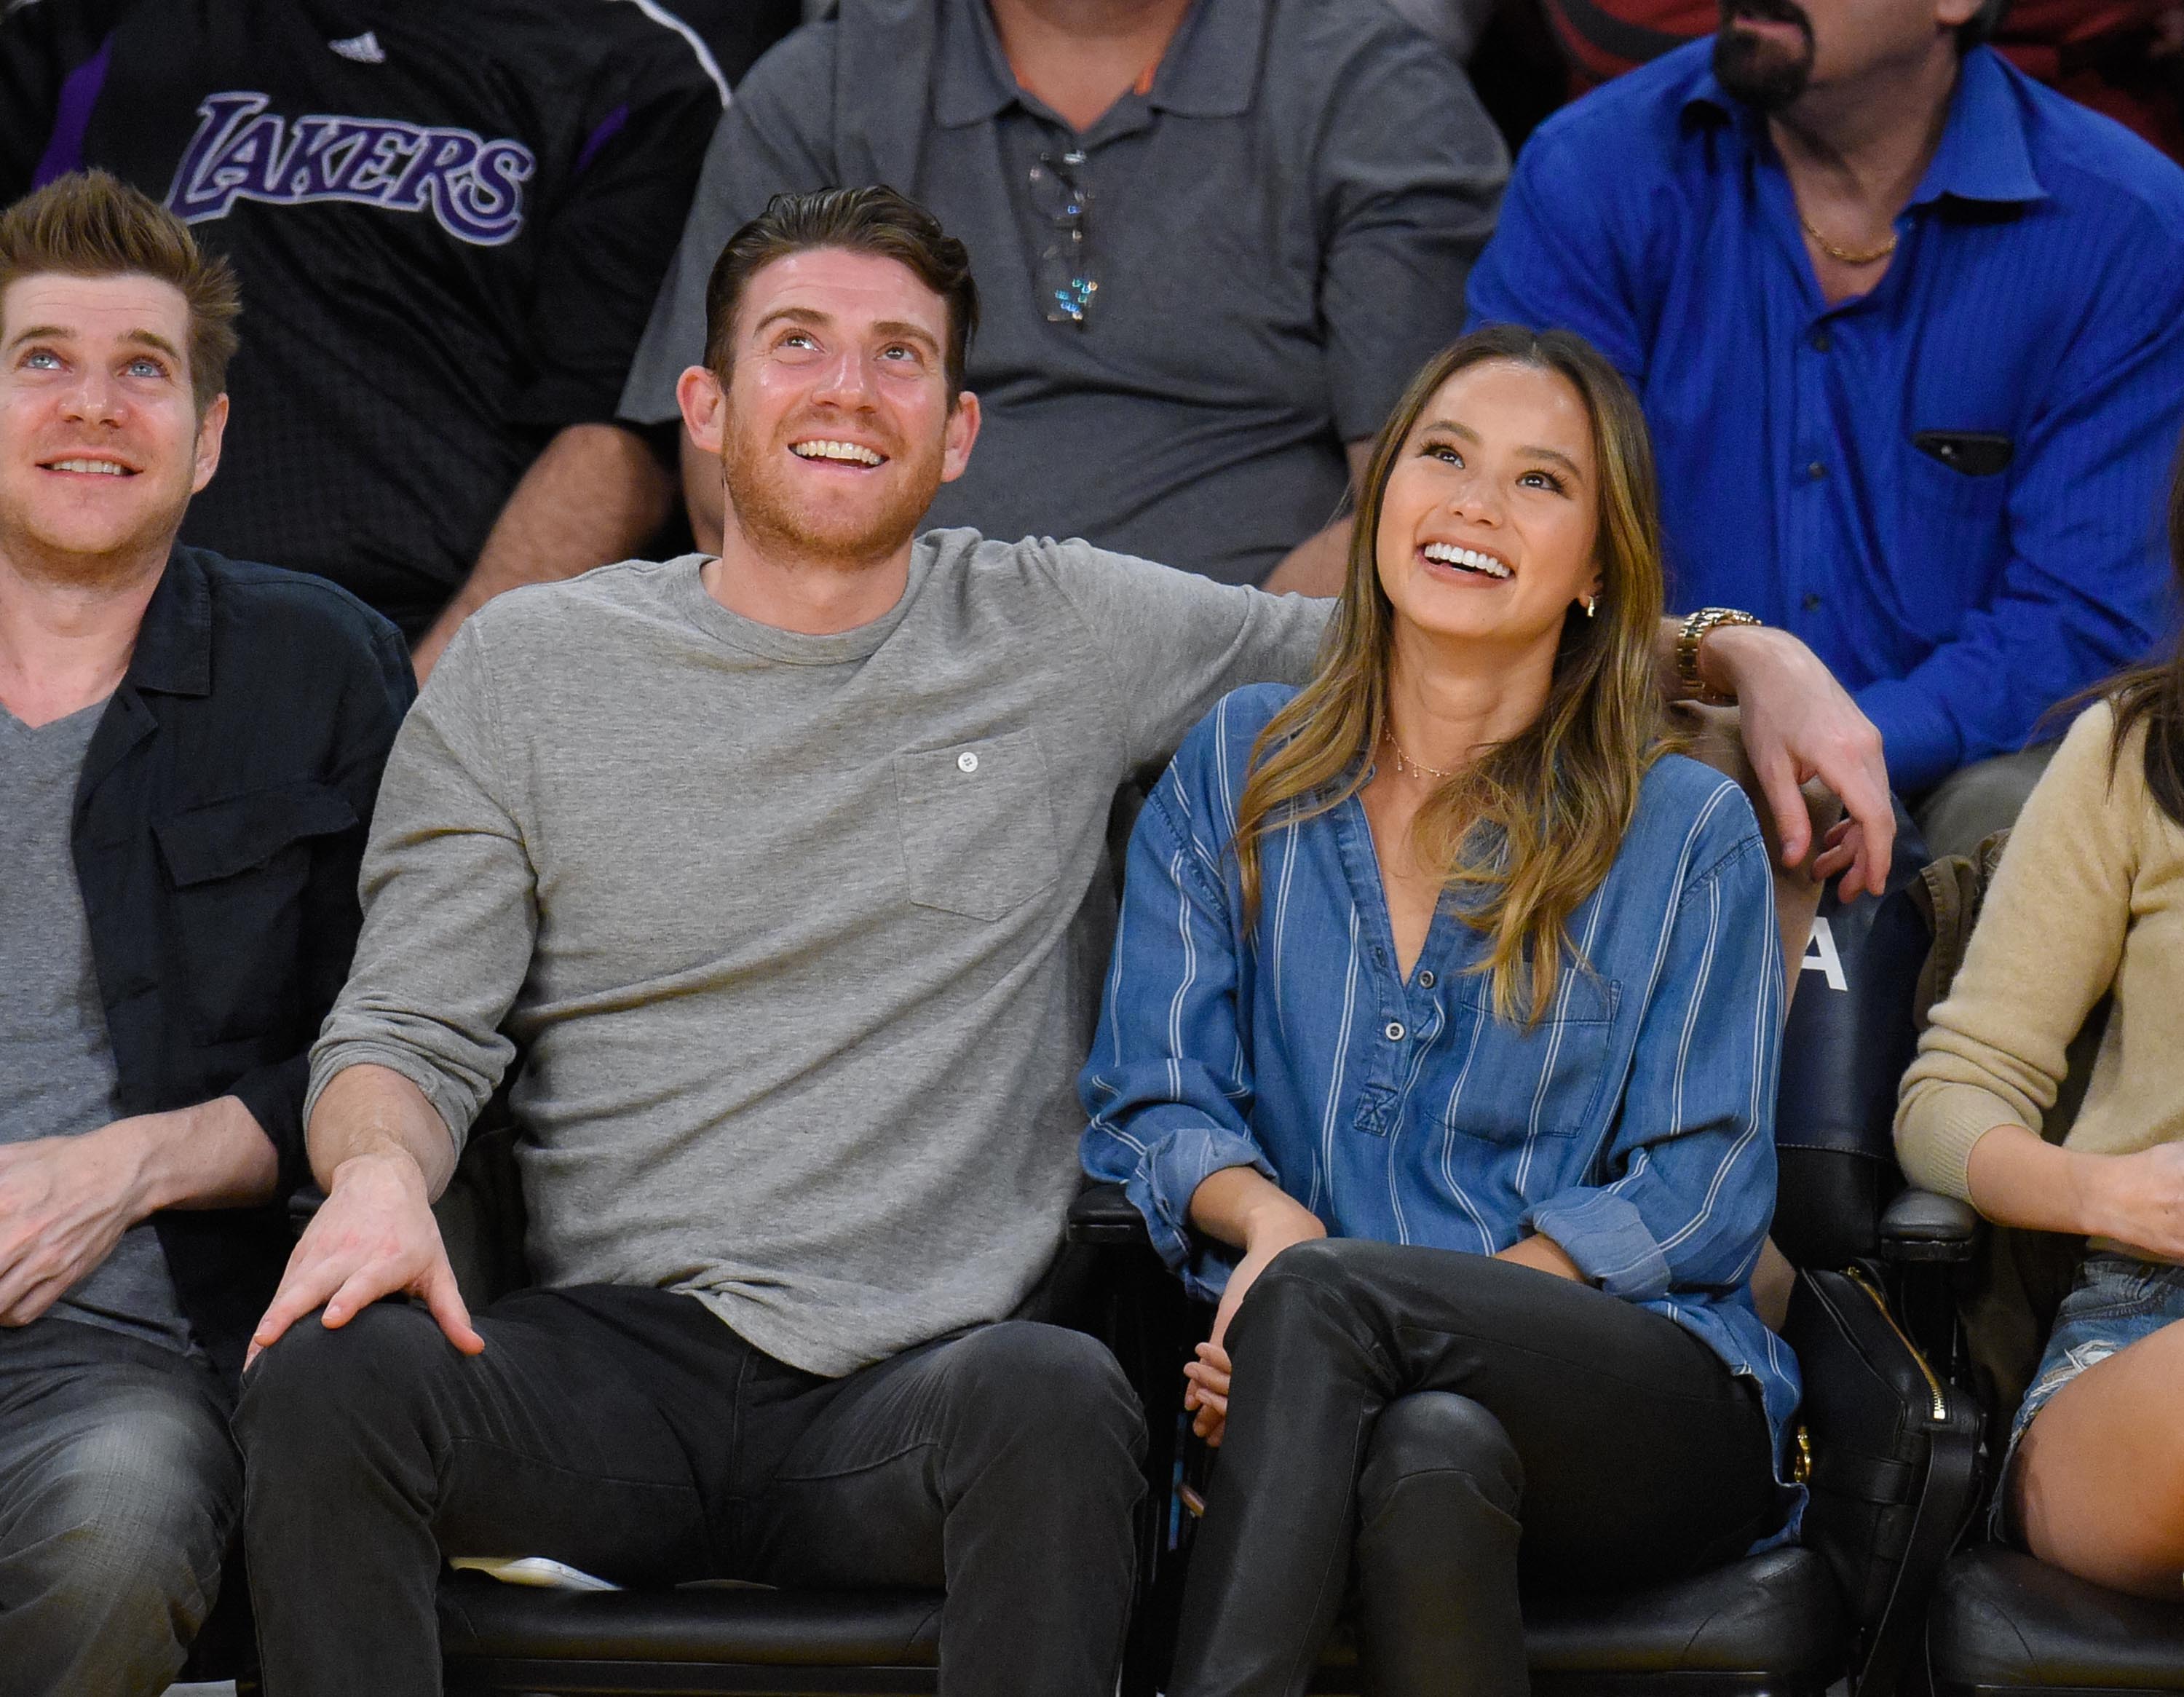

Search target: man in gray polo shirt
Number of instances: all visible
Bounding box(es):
[612,0,1508,596]
[236,187,1894,1696]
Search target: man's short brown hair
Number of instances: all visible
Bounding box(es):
[0,170,241,414]
[703,186,978,397]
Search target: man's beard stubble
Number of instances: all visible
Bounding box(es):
[1713,0,1816,112]
[719,420,939,569]
[0,475,194,594]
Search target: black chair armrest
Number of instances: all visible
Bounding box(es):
[1067,1182,1152,1247]
[1878,1188,1980,1265]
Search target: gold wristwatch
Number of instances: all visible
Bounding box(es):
[1675,607,1762,705]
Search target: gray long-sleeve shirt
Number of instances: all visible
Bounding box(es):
[310,530,1326,1374]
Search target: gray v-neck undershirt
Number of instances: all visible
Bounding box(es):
[0,699,193,1353]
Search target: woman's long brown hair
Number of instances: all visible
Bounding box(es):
[2103,435,2184,823]
[1231,326,1672,1025]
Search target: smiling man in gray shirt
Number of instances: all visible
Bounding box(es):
[233,185,1324,1697]
[235,186,1895,1697]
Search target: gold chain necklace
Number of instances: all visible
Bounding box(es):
[1384,729,1455,783]
[1796,205,1897,266]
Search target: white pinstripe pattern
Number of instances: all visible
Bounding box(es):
[1514,895,1612,1195]
[1315,905,1365,1219]
[1436,1008,1498,1254]
[1079,708,1800,1512]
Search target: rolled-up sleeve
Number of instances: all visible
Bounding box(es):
[1079,767,1273,1300]
[1525,820,1784,1302]
[306,619,539,1151]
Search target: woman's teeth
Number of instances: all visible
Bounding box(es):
[1421,542,1510,579]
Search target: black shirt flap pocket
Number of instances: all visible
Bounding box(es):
[154,780,358,887]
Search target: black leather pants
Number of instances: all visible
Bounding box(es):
[1169,1238,1781,1697]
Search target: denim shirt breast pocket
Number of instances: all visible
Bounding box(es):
[1440,968,1621,1147]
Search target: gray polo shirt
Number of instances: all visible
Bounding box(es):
[619,0,1506,588]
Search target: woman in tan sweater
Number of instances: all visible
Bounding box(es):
[1897,449,2184,1599]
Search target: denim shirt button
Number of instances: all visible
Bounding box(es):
[1384,1020,1406,1042]
[1416,970,1436,989]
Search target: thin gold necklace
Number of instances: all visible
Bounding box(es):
[1384,729,1455,783]
[1796,204,1896,266]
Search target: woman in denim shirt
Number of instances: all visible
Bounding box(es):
[1081,326,1803,1697]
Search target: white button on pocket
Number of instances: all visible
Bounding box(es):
[895,732,1059,922]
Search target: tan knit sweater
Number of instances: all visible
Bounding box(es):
[1898,700,2184,1209]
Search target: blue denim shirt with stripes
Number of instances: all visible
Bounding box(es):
[1080,685,1803,1526]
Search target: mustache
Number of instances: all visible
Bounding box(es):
[1719,0,1811,31]
[777,411,900,454]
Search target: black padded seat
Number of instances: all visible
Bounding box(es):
[1307,1548,1847,1696]
[438,1572,943,1695]
[1927,1546,2184,1696]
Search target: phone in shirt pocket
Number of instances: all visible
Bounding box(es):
[1444,969,1621,1144]
[1901,430,2014,641]
[1912,431,2013,478]
[893,729,1061,922]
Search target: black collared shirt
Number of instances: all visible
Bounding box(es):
[68,546,412,1380]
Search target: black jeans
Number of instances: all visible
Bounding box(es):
[1171,1239,1782,1697]
[0,1319,238,1697]
[234,1286,1145,1697]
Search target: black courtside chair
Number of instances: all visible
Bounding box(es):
[435,815,1983,1697]
[1871,822,2184,1697]
[1887,1179,2184,1696]
[1889,1135,2184,1685]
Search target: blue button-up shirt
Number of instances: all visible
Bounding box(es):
[1080,687,1803,1522]
[1466,44,2184,791]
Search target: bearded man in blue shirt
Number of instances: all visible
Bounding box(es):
[1465,0,2184,857]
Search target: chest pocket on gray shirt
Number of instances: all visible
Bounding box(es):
[1446,971,1619,1145]
[894,731,1059,922]
[154,779,356,1044]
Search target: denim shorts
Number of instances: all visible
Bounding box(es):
[1993,1251,2184,1539]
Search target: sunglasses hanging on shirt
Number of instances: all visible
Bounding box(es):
[1028,149,1096,326]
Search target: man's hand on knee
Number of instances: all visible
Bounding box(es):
[0,1132,143,1326]
[248,1147,482,1366]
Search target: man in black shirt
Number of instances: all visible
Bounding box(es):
[0,172,409,1694]
[0,0,724,671]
